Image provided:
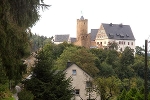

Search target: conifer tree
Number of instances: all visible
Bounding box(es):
[23,50,73,100]
[0,0,50,86]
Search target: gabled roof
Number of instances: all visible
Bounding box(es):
[54,34,70,42]
[102,23,135,40]
[64,62,93,78]
[90,29,99,41]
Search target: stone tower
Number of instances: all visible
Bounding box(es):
[74,16,91,48]
[76,16,88,40]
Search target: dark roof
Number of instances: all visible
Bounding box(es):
[102,23,135,40]
[70,37,76,43]
[54,34,69,42]
[90,29,99,41]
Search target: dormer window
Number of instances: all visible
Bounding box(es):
[116,33,120,36]
[120,34,124,38]
[126,33,129,37]
[109,33,114,38]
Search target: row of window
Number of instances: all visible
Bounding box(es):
[96,41,134,45]
[119,41,134,45]
[97,35,106,39]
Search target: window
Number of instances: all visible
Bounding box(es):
[72,70,76,75]
[119,41,121,44]
[131,42,133,45]
[75,89,80,95]
[128,42,130,45]
[86,81,92,88]
[124,42,125,45]
[100,42,102,45]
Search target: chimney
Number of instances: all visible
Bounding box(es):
[109,23,113,26]
[119,23,123,27]
[66,60,72,68]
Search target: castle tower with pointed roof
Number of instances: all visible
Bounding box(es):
[74,16,91,48]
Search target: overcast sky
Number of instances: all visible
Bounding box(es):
[31,0,150,47]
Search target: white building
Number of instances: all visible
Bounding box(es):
[52,34,77,45]
[94,23,135,52]
[64,62,100,100]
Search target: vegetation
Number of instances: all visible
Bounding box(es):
[24,41,149,100]
[55,46,99,76]
[0,0,49,99]
[22,45,74,100]
[29,34,53,52]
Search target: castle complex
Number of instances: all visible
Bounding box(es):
[53,16,135,52]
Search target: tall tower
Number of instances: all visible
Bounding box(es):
[76,16,88,40]
[74,15,90,48]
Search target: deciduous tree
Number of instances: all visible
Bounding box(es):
[55,47,99,76]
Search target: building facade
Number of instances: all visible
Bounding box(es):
[52,34,71,44]
[95,23,135,51]
[64,62,100,100]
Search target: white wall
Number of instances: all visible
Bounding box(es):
[95,38,135,52]
[64,64,100,100]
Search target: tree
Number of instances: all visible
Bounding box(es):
[135,46,144,56]
[120,47,134,67]
[90,48,107,64]
[117,87,149,100]
[55,46,99,76]
[105,49,119,66]
[18,89,34,100]
[115,47,135,80]
[95,76,121,100]
[107,41,118,50]
[23,48,73,100]
[98,62,115,77]
[0,0,50,87]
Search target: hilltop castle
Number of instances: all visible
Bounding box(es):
[53,16,135,52]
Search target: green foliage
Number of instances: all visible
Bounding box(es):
[135,46,144,56]
[98,62,115,77]
[0,0,50,98]
[90,48,107,63]
[18,89,34,100]
[105,50,119,66]
[0,82,13,100]
[107,41,118,50]
[23,50,74,100]
[117,87,149,100]
[0,0,50,87]
[30,34,53,52]
[55,46,99,76]
[120,47,134,67]
[95,76,121,100]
